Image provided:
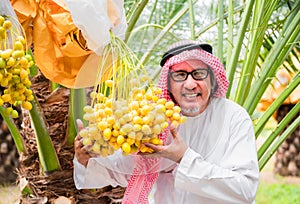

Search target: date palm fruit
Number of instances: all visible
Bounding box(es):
[80,85,187,157]
[79,33,186,157]
[0,15,34,118]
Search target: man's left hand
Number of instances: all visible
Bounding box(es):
[140,126,187,163]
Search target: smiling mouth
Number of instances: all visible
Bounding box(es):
[182,93,201,98]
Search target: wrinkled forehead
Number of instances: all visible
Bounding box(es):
[170,59,209,71]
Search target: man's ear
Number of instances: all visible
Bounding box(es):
[212,81,218,94]
[209,68,218,96]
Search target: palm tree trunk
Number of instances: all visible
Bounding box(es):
[0,105,21,184]
[274,104,300,176]
[18,72,125,203]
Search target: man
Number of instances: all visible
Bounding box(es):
[74,40,259,204]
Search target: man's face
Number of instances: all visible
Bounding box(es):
[169,59,212,117]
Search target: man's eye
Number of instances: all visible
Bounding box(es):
[174,72,186,78]
[194,70,206,77]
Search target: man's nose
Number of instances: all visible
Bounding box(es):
[183,75,197,89]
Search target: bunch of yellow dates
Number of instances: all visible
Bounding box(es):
[0,15,34,118]
[80,82,186,157]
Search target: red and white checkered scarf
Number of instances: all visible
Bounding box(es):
[122,45,229,204]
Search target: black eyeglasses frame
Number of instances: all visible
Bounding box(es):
[169,68,210,82]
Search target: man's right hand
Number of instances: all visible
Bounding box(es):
[74,119,91,167]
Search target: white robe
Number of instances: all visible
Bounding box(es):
[73,97,259,204]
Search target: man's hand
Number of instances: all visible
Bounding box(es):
[141,126,187,163]
[74,119,91,167]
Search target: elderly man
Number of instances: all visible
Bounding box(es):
[73,40,259,204]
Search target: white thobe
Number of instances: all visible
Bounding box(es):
[73,97,259,204]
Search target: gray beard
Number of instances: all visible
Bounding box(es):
[181,106,202,116]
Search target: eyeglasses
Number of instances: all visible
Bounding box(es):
[169,68,209,82]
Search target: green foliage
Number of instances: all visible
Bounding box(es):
[29,93,61,173]
[66,88,87,147]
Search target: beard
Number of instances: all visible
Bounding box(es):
[180,105,202,116]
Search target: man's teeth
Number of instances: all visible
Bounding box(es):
[183,93,199,97]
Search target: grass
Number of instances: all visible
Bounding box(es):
[256,180,300,204]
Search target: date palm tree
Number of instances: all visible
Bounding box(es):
[1,0,299,203]
[0,86,21,184]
